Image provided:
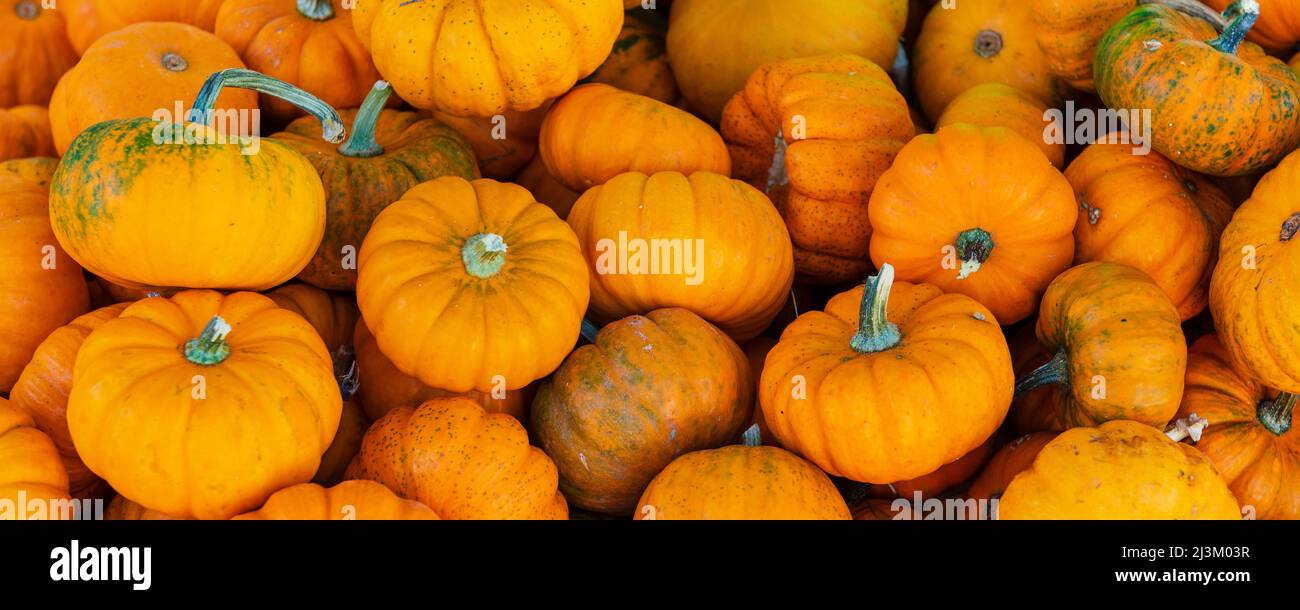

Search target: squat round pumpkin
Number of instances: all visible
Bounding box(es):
[0,0,77,107]
[935,83,1063,168]
[1031,0,1134,92]
[233,480,438,520]
[0,105,55,164]
[62,0,225,55]
[0,397,71,520]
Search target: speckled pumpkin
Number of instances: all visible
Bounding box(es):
[585,8,680,104]
[62,0,226,55]
[233,480,438,520]
[0,0,77,107]
[0,397,71,520]
[935,83,1063,168]
[0,105,56,162]
[967,431,1057,501]
[1031,0,1134,92]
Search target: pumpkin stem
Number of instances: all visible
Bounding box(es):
[974,29,1003,59]
[741,424,763,447]
[766,131,790,193]
[1207,0,1259,55]
[297,0,335,20]
[1165,413,1209,443]
[1258,392,1296,436]
[1280,212,1300,242]
[1013,347,1069,399]
[15,0,39,20]
[580,319,600,344]
[334,345,359,400]
[189,68,345,143]
[184,316,233,366]
[161,52,189,72]
[955,228,994,280]
[338,81,393,158]
[849,264,902,353]
[461,233,509,279]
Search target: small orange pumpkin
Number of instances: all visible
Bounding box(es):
[0,0,77,107]
[233,480,438,520]
[935,83,1063,168]
[0,397,71,520]
[63,0,226,55]
[585,8,680,104]
[1031,0,1134,92]
[0,105,56,163]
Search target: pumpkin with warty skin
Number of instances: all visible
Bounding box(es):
[868,124,1077,325]
[346,397,568,520]
[357,176,589,394]
[999,420,1241,519]
[48,22,257,156]
[273,82,480,291]
[935,83,1063,169]
[667,0,906,123]
[51,69,339,292]
[433,102,552,180]
[540,84,731,192]
[530,308,753,514]
[722,54,913,285]
[0,397,71,520]
[567,171,794,343]
[1095,0,1300,177]
[67,290,342,520]
[0,0,77,107]
[1066,142,1234,321]
[234,480,438,520]
[0,157,57,189]
[1012,262,1187,432]
[1204,0,1300,53]
[585,8,680,105]
[966,431,1057,501]
[62,0,226,55]
[513,154,580,220]
[351,0,623,116]
[1031,0,1134,92]
[1210,148,1300,394]
[313,397,368,486]
[104,496,186,520]
[868,435,999,499]
[0,105,56,162]
[760,265,1014,483]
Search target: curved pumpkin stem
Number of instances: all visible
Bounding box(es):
[955,227,994,280]
[297,0,335,20]
[1258,392,1296,436]
[338,81,393,158]
[1207,0,1259,54]
[189,68,345,143]
[741,424,763,447]
[850,264,901,353]
[185,316,233,366]
[1013,348,1069,399]
[461,233,509,279]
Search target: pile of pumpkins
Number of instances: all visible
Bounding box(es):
[1,0,1296,521]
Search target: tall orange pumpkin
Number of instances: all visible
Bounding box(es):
[1031,0,1134,92]
[0,397,71,520]
[233,480,438,520]
[63,0,226,55]
[0,105,56,162]
[0,0,77,107]
[934,83,1063,169]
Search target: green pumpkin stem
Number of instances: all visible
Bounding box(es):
[297,0,334,20]
[461,232,509,279]
[580,319,600,344]
[184,316,233,366]
[849,263,901,353]
[955,228,994,280]
[1014,348,1069,399]
[337,81,392,158]
[189,68,345,142]
[1208,0,1259,55]
[1258,392,1296,436]
[741,424,763,447]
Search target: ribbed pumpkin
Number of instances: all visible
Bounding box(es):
[0,156,57,188]
[51,69,338,291]
[999,420,1241,519]
[585,8,680,104]
[1012,262,1186,432]
[313,397,368,486]
[721,54,913,285]
[513,154,580,220]
[868,435,1000,499]
[104,496,186,520]
[530,309,752,514]
[760,265,1015,483]
[63,0,226,55]
[1031,0,1134,92]
[1204,0,1300,53]
[0,0,77,106]
[0,397,71,520]
[48,22,257,156]
[967,431,1057,501]
[868,124,1076,325]
[67,290,342,520]
[351,0,622,116]
[0,105,56,162]
[935,83,1063,168]
[233,480,438,520]
[346,397,568,519]
[540,84,730,192]
[273,82,480,290]
[567,171,794,342]
[667,0,906,123]
[1094,0,1300,176]
[358,177,588,394]
[433,102,552,180]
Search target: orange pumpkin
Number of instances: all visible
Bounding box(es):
[1031,0,1134,92]
[868,124,1076,325]
[0,156,57,189]
[721,54,913,284]
[513,154,580,220]
[1204,0,1300,53]
[869,434,1000,499]
[233,480,438,520]
[63,0,226,55]
[433,102,552,180]
[0,0,77,107]
[966,431,1057,501]
[0,397,71,520]
[264,284,358,363]
[934,83,1063,168]
[313,397,368,486]
[586,8,680,104]
[0,105,56,162]
[104,496,186,520]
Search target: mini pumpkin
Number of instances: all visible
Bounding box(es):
[233,480,438,520]
[966,431,1057,501]
[934,83,1063,168]
[1031,0,1134,92]
[585,8,680,104]
[63,0,226,55]
[0,0,77,106]
[0,397,71,520]
[0,105,56,162]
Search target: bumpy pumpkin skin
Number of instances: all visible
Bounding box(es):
[1095,2,1300,177]
[967,431,1057,501]
[1067,142,1234,321]
[667,0,906,123]
[999,420,1241,519]
[1210,149,1300,394]
[0,105,56,163]
[351,0,623,116]
[540,84,731,192]
[62,0,226,55]
[347,397,568,520]
[233,480,438,520]
[273,108,480,290]
[1031,0,1134,92]
[0,397,71,520]
[433,102,552,180]
[635,445,850,520]
[567,171,794,342]
[1204,0,1300,53]
[0,0,77,107]
[0,156,57,189]
[67,291,342,520]
[935,83,1063,169]
[868,125,1076,325]
[104,496,186,520]
[585,8,680,104]
[48,22,257,156]
[722,55,913,285]
[531,309,753,514]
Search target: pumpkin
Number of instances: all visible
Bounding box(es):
[868,124,1076,325]
[760,264,1015,483]
[539,84,731,192]
[530,308,753,514]
[567,171,794,342]
[912,0,1062,122]
[0,156,57,189]
[966,431,1057,501]
[346,397,568,520]
[998,420,1241,519]
[48,22,257,156]
[513,154,580,220]
[350,0,623,116]
[9,303,129,500]
[63,0,226,55]
[0,175,88,392]
[264,283,359,364]
[1095,0,1300,176]
[1204,0,1300,53]
[1031,0,1134,92]
[51,68,340,291]
[0,105,56,162]
[233,480,438,520]
[868,434,999,499]
[0,0,77,107]
[934,83,1063,168]
[1066,141,1234,321]
[1175,335,1299,519]
[104,496,186,520]
[433,102,552,180]
[273,82,480,290]
[1012,262,1186,432]
[721,54,913,285]
[634,426,850,520]
[667,0,907,123]
[357,176,589,393]
[313,397,368,486]
[1210,148,1300,394]
[584,8,680,104]
[215,0,386,125]
[67,290,342,520]
[0,397,71,520]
